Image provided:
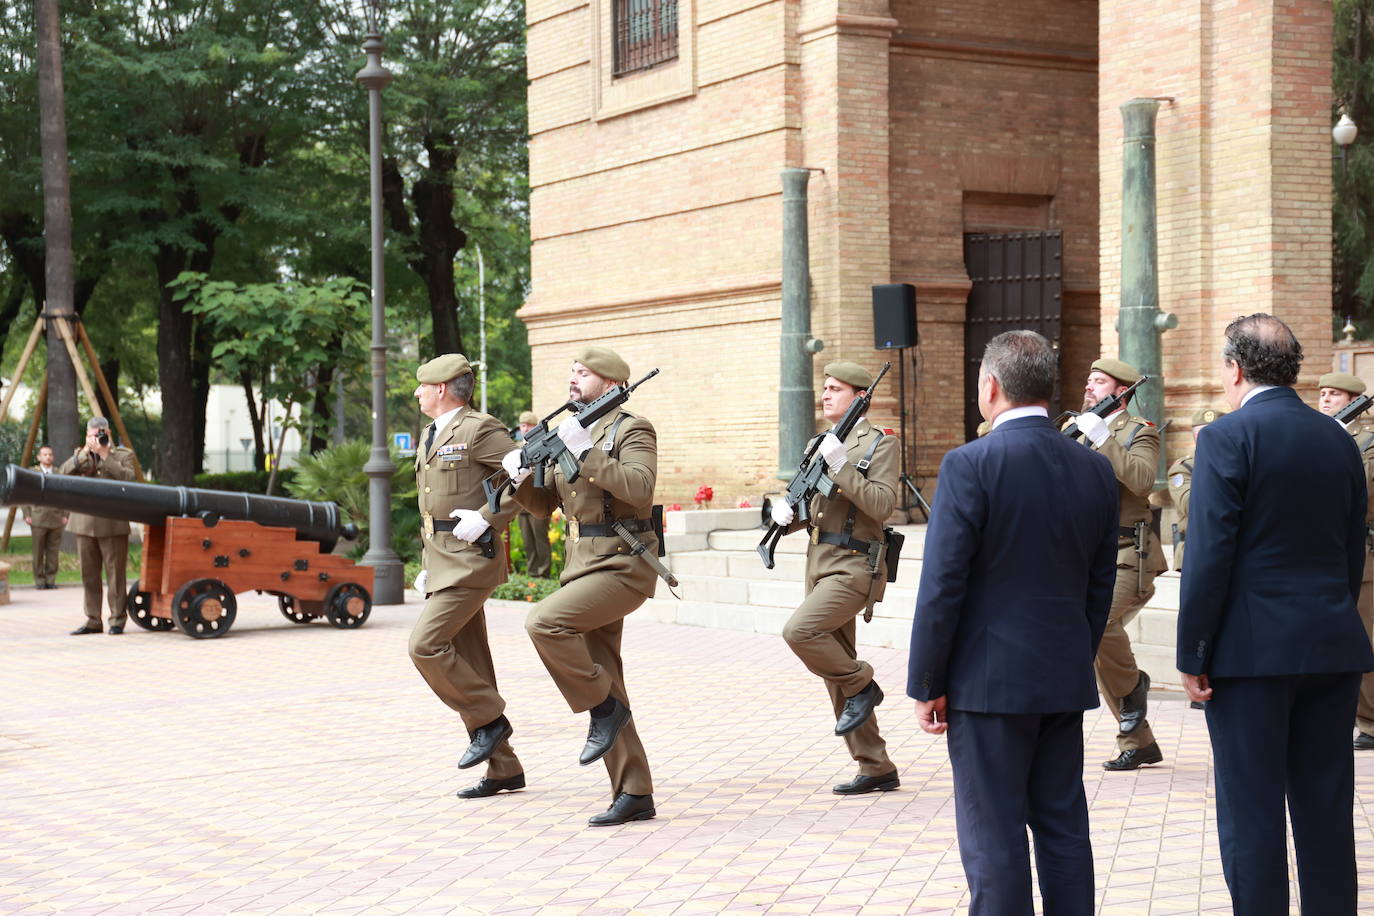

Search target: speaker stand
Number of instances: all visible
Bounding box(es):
[896,349,931,521]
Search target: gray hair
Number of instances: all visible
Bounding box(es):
[447,372,476,405]
[981,330,1056,404]
[86,416,111,431]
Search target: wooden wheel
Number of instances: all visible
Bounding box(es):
[277,593,319,625]
[171,578,237,639]
[324,582,371,629]
[127,580,174,631]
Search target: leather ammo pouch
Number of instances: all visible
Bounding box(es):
[651,504,666,557]
[883,527,903,582]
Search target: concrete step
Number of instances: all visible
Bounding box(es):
[706,523,931,558]
[637,597,916,650]
[669,570,917,616]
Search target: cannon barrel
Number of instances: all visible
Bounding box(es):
[1,464,358,550]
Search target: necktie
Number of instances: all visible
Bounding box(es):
[425,424,435,456]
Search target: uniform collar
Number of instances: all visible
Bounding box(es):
[431,406,463,436]
[991,405,1048,429]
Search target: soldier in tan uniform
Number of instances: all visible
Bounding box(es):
[61,417,136,634]
[508,346,660,826]
[1071,359,1168,770]
[515,410,553,579]
[22,445,67,589]
[1315,371,1374,750]
[770,361,900,794]
[1165,407,1224,573]
[410,353,526,798]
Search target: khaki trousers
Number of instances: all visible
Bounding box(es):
[783,574,893,776]
[76,534,127,629]
[409,585,522,780]
[519,512,552,579]
[30,525,62,587]
[525,572,652,797]
[1357,557,1374,738]
[1094,565,1156,752]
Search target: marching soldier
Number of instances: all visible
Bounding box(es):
[22,445,67,590]
[1165,406,1224,572]
[1315,371,1374,751]
[515,410,553,579]
[61,418,136,635]
[770,361,900,794]
[1070,359,1168,770]
[508,346,662,826]
[411,354,526,798]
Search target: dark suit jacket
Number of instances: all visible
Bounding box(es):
[908,414,1119,713]
[1177,386,1374,677]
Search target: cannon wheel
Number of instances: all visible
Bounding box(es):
[171,578,238,639]
[127,580,174,631]
[324,582,372,629]
[277,594,319,625]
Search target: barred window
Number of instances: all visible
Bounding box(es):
[613,0,678,76]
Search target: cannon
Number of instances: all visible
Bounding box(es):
[1,464,375,639]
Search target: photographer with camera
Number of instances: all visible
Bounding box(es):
[60,417,137,635]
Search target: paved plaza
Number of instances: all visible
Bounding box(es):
[3,585,1374,915]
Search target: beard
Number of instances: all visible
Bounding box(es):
[1081,392,1099,412]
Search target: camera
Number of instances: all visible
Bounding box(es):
[96,429,110,447]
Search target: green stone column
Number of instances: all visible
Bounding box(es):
[779,168,823,481]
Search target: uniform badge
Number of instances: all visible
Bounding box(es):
[1170,474,1184,488]
[1203,410,1216,422]
[438,444,458,455]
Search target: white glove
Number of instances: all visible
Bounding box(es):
[1075,411,1111,447]
[449,508,491,542]
[771,500,795,527]
[557,416,593,456]
[819,433,848,473]
[502,448,532,486]
[413,569,428,594]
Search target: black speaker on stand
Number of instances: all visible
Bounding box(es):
[872,284,931,521]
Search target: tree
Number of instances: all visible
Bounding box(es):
[1335,1,1374,332]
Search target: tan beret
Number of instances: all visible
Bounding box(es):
[824,361,874,390]
[1190,406,1226,426]
[518,411,538,426]
[1318,372,1366,395]
[1091,358,1141,385]
[416,353,472,384]
[573,346,630,382]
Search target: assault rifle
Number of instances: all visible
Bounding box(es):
[1059,374,1150,440]
[756,362,891,569]
[1334,393,1373,426]
[482,369,661,513]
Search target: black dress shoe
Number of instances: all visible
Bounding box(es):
[69,625,101,635]
[108,625,124,635]
[1103,742,1163,771]
[588,792,655,826]
[580,697,631,766]
[458,715,513,770]
[833,770,900,795]
[456,773,526,798]
[835,681,884,736]
[1355,733,1374,750]
[1118,671,1151,735]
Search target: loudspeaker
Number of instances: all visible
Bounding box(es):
[872,283,917,349]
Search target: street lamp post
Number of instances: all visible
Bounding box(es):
[356,11,403,604]
[1335,112,1358,175]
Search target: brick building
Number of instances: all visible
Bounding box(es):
[522,0,1336,505]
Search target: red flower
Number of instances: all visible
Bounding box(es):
[736,497,752,508]
[666,503,683,512]
[693,485,714,504]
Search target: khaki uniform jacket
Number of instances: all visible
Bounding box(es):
[514,408,659,598]
[60,446,136,537]
[1089,411,1167,575]
[788,420,899,601]
[1167,454,1193,570]
[1349,421,1374,584]
[415,407,520,593]
[22,466,66,528]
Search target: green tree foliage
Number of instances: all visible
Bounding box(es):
[1336,1,1374,334]
[284,439,421,565]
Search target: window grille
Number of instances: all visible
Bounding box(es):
[613,0,678,76]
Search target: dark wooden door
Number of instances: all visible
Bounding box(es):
[963,231,1063,440]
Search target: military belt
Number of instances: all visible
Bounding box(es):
[814,530,874,553]
[1118,526,1137,539]
[421,513,496,558]
[567,518,653,540]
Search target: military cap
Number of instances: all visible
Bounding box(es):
[1090,358,1142,385]
[1190,406,1226,426]
[573,346,630,382]
[416,353,472,384]
[824,361,874,390]
[518,410,538,426]
[1318,371,1366,396]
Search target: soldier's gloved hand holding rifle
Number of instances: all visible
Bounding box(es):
[1060,375,1149,442]
[756,363,891,569]
[1333,393,1373,426]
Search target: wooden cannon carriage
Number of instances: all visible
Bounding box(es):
[1,464,374,639]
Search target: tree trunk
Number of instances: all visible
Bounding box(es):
[309,364,335,454]
[33,0,79,460]
[154,248,198,484]
[239,369,266,472]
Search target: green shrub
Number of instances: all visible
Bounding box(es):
[194,469,298,494]
[491,573,561,602]
[284,439,420,565]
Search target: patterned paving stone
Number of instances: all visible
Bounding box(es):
[3,584,1374,913]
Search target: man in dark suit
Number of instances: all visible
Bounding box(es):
[1177,313,1374,915]
[909,330,1118,916]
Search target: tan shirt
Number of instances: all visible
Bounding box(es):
[60,446,136,537]
[415,407,520,593]
[1088,411,1167,574]
[22,465,66,529]
[1167,453,1193,571]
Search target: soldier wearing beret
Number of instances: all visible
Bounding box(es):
[770,361,901,794]
[62,417,137,635]
[1166,406,1225,572]
[507,346,661,826]
[411,353,526,799]
[1316,371,1374,750]
[514,410,552,579]
[1072,358,1168,770]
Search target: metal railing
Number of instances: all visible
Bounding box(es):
[613,0,678,75]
